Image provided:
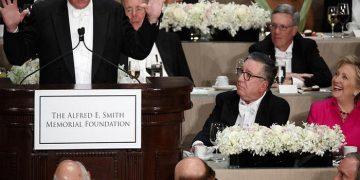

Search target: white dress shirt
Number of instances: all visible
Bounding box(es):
[275,42,304,87]
[67,0,94,84]
[128,44,168,83]
[235,92,266,128]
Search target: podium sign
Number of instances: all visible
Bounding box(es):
[34,89,141,150]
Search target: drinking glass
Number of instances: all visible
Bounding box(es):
[209,122,225,162]
[275,60,286,85]
[145,55,162,77]
[0,67,7,78]
[337,3,350,38]
[327,6,338,38]
[128,60,140,79]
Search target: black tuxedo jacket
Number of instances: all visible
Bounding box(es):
[193,90,290,146]
[249,33,332,87]
[4,0,158,84]
[120,30,193,82]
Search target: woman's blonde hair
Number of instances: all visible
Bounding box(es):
[335,55,360,89]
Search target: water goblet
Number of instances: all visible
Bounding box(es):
[128,60,140,80]
[337,3,350,38]
[209,122,225,162]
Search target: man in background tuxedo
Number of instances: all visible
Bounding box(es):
[121,0,193,83]
[0,0,164,84]
[249,4,332,88]
[192,52,290,147]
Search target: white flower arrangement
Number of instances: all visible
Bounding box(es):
[217,123,346,157]
[7,58,39,85]
[160,1,271,36]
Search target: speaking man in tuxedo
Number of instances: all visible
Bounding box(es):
[249,4,332,88]
[0,0,164,84]
[121,0,193,83]
[192,52,290,147]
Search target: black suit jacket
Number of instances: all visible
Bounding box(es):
[193,90,290,146]
[249,33,332,87]
[4,0,158,84]
[323,0,352,32]
[121,30,193,82]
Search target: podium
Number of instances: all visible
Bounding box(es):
[0,77,193,180]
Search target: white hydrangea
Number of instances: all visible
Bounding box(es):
[217,122,346,156]
[8,58,39,85]
[160,1,271,37]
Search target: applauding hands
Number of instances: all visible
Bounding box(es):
[140,0,165,24]
[0,0,29,32]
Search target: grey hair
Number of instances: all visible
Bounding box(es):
[272,4,300,26]
[53,161,91,180]
[246,52,277,90]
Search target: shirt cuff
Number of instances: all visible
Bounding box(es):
[192,140,204,147]
[292,77,304,88]
[8,27,19,33]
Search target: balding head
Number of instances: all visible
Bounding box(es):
[174,157,215,180]
[53,160,91,180]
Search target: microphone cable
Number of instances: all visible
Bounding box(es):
[19,40,82,85]
[77,27,141,83]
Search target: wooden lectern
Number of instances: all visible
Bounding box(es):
[0,77,193,180]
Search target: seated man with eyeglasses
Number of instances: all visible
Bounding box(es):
[192,52,290,147]
[249,4,332,88]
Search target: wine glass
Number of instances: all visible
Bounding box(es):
[275,60,286,85]
[327,6,338,38]
[209,122,225,162]
[337,3,350,38]
[128,60,140,79]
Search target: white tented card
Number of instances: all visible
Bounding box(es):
[278,85,298,94]
[34,89,141,150]
[353,30,360,38]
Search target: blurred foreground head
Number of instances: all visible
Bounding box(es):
[174,157,216,180]
[53,160,91,180]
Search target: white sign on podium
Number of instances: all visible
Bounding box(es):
[34,89,141,150]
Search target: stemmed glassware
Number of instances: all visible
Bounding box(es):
[128,60,140,80]
[209,122,225,162]
[327,6,338,38]
[337,3,350,38]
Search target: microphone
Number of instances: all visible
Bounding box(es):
[20,27,140,84]
[78,27,85,42]
[77,27,141,83]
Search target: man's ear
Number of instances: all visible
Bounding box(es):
[259,81,269,92]
[292,26,298,36]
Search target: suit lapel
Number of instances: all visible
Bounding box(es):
[155,33,173,76]
[223,92,240,125]
[291,33,302,72]
[52,1,75,81]
[92,0,109,79]
[255,91,271,126]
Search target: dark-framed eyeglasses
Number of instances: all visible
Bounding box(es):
[269,23,294,31]
[236,68,266,81]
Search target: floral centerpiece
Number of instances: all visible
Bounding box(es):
[160,1,271,36]
[7,59,39,85]
[216,123,345,167]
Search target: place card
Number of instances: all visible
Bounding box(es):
[278,85,298,94]
[353,30,360,38]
